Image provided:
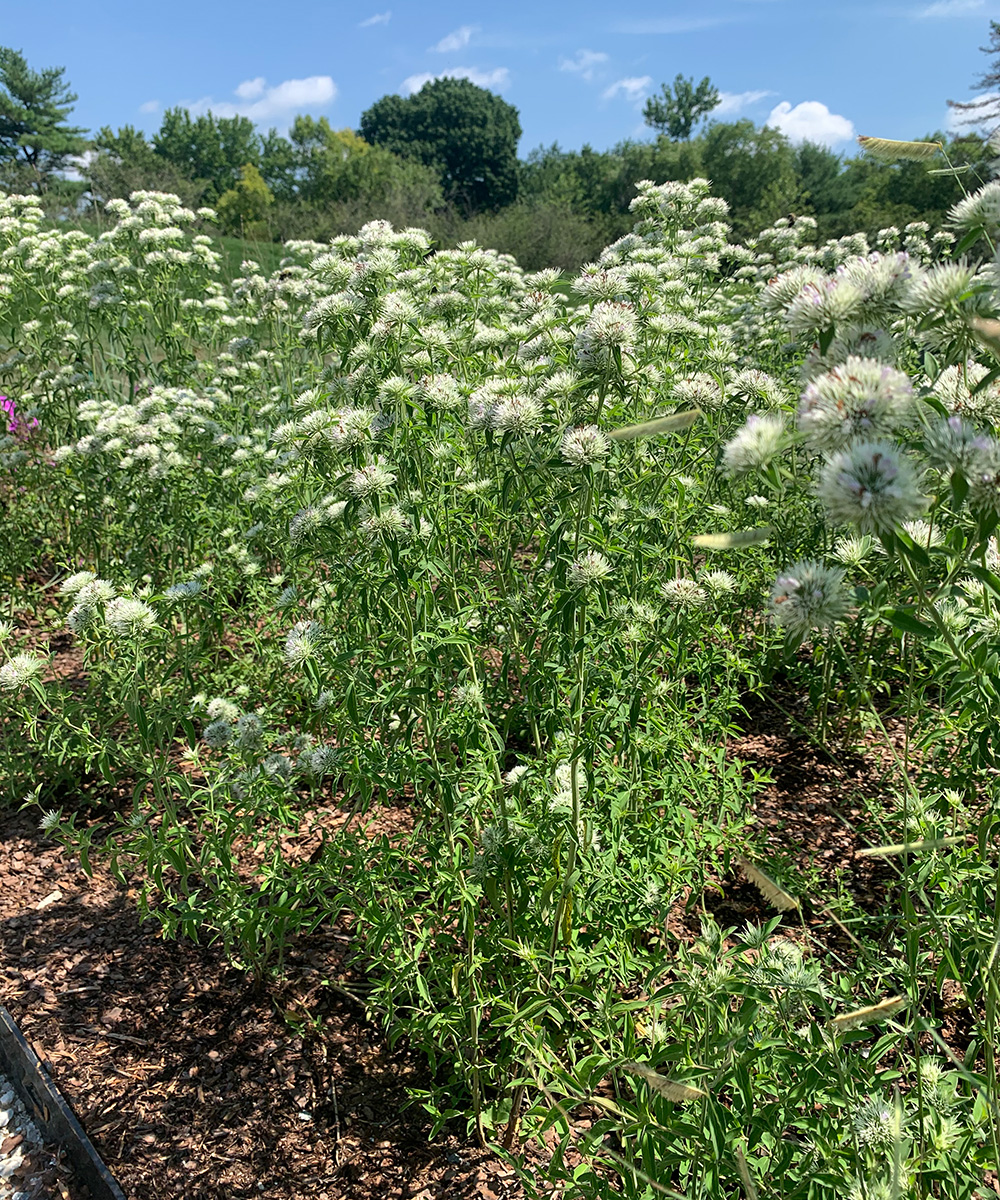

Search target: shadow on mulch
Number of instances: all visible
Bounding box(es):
[1,690,973,1198]
[0,809,516,1200]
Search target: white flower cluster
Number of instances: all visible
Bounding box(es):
[57,386,220,478]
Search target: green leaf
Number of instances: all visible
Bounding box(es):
[956,226,988,256]
[884,608,936,639]
[607,410,701,441]
[951,470,969,507]
[971,364,1000,394]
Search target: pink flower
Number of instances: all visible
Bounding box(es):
[1,396,40,437]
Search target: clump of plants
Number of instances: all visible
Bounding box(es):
[3,158,1000,1198]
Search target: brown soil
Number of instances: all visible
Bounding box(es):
[0,807,518,1200]
[0,693,978,1198]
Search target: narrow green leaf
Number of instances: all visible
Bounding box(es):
[956,226,988,255]
[971,363,1000,395]
[607,410,701,441]
[857,135,942,162]
[620,1062,706,1101]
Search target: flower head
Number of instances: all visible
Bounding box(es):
[560,424,610,468]
[924,414,993,477]
[348,458,396,499]
[797,357,914,453]
[566,551,613,590]
[104,596,156,639]
[768,560,850,636]
[58,570,97,597]
[661,578,708,608]
[575,301,637,368]
[722,413,785,477]
[0,652,44,691]
[206,696,240,722]
[284,620,324,667]
[817,440,925,533]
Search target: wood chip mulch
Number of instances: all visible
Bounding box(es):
[0,808,519,1200]
[0,693,972,1198]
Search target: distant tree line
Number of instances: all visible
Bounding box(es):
[0,44,996,270]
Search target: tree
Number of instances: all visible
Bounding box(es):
[643,74,719,141]
[700,120,801,236]
[87,124,205,206]
[360,77,521,213]
[0,46,86,191]
[948,20,1000,135]
[216,164,273,238]
[152,108,260,202]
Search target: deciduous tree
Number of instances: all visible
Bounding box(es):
[360,77,521,213]
[643,74,719,141]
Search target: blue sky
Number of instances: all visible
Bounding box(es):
[6,0,1000,156]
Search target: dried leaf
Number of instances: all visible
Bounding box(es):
[735,855,799,912]
[856,837,963,857]
[829,996,908,1031]
[970,317,1000,357]
[620,1062,706,1101]
[607,410,701,441]
[734,1145,759,1200]
[857,135,943,162]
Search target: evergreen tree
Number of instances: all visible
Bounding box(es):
[948,20,1000,135]
[0,46,86,191]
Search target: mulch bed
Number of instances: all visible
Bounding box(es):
[0,808,517,1200]
[0,692,964,1198]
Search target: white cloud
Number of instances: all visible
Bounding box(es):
[602,76,653,104]
[234,77,266,100]
[918,0,983,15]
[714,89,774,116]
[61,149,96,181]
[359,10,391,26]
[402,66,510,94]
[432,25,476,52]
[766,99,855,146]
[187,76,337,123]
[559,49,609,83]
[139,99,160,114]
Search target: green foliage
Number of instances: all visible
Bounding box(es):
[152,107,261,202]
[643,74,720,140]
[216,163,274,238]
[88,123,205,206]
[360,76,522,213]
[701,119,802,237]
[0,45,86,191]
[6,145,1000,1200]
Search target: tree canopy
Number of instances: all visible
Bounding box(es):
[0,46,86,191]
[152,109,261,203]
[360,77,522,213]
[643,75,720,141]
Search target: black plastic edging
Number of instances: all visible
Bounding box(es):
[0,1005,126,1200]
